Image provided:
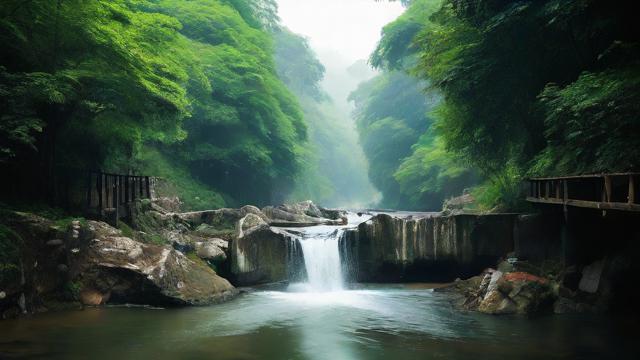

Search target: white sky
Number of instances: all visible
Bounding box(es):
[276,0,405,65]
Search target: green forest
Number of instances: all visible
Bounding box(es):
[358,0,640,210]
[1,0,639,212]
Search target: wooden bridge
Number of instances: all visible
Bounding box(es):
[526,173,639,212]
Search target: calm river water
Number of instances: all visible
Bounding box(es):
[0,284,636,360]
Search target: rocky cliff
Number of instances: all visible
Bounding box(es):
[341,213,517,282]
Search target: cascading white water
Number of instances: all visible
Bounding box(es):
[299,229,344,292]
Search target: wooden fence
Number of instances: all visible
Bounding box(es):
[55,168,153,222]
[526,173,639,212]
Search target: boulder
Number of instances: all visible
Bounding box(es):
[75,221,238,306]
[240,205,269,221]
[579,260,604,294]
[498,272,553,314]
[236,213,268,238]
[195,239,228,262]
[231,225,302,286]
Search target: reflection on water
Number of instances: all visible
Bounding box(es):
[0,285,637,360]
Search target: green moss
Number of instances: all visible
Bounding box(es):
[186,251,217,273]
[144,234,168,246]
[116,220,136,239]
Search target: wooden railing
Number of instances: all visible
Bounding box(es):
[526,173,639,212]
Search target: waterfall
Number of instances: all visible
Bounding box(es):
[299,228,344,292]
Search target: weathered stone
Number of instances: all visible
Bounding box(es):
[74,221,238,306]
[262,201,345,227]
[195,239,227,262]
[231,225,301,286]
[240,205,269,221]
[579,259,604,294]
[237,213,268,238]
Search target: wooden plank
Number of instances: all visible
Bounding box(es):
[555,180,561,199]
[526,197,640,212]
[139,177,144,198]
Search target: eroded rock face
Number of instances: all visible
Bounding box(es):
[342,213,516,282]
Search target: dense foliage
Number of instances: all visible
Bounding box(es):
[0,0,306,209]
[364,0,640,210]
[414,0,640,208]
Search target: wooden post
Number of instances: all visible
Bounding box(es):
[125,175,130,203]
[107,175,112,211]
[629,175,636,204]
[537,181,541,198]
[114,176,119,220]
[139,176,143,198]
[604,175,612,203]
[545,181,550,199]
[145,176,151,199]
[97,172,103,213]
[563,180,569,203]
